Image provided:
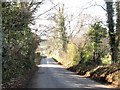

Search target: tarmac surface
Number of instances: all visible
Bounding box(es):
[27,58,116,89]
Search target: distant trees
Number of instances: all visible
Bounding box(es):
[50,2,111,66]
[47,1,119,66]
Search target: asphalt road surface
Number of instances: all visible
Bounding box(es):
[27,58,116,89]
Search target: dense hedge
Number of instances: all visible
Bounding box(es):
[2,2,40,83]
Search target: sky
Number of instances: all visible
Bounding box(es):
[31,0,107,39]
[35,0,106,20]
[53,0,105,14]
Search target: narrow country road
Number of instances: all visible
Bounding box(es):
[27,58,114,89]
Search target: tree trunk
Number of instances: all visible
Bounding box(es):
[106,1,117,64]
[116,1,120,63]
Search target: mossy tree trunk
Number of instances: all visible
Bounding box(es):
[106,1,117,64]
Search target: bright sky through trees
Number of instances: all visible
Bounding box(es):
[31,0,107,38]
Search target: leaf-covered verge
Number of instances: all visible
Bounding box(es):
[52,56,120,88]
[68,64,120,87]
[68,63,120,88]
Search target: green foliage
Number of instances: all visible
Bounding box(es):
[53,4,67,52]
[55,22,110,67]
[101,54,111,65]
[35,52,41,65]
[67,43,80,66]
[53,43,80,67]
[78,42,93,65]
[2,2,40,83]
[65,22,109,66]
[88,22,107,43]
[88,22,107,65]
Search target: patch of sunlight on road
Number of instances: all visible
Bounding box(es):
[87,84,111,88]
[37,64,63,68]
